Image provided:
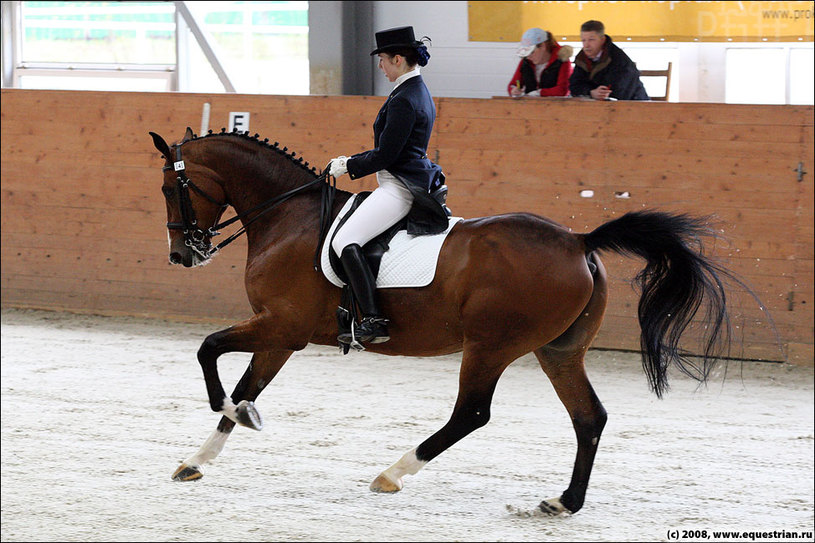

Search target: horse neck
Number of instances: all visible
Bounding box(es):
[193,137,315,214]
[192,137,339,251]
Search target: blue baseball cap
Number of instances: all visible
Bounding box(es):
[517,27,548,57]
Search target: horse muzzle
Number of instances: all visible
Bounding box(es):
[169,249,191,267]
[169,246,212,268]
[169,235,212,268]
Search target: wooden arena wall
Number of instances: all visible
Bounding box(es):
[1,89,812,365]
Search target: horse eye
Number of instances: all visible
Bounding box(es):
[161,186,175,199]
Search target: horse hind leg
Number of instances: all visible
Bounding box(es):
[370,348,510,493]
[172,349,293,481]
[535,349,607,515]
[535,253,608,514]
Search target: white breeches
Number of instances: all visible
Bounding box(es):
[331,171,414,254]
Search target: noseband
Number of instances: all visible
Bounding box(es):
[164,142,334,264]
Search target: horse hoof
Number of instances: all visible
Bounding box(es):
[370,473,402,493]
[172,463,203,482]
[235,400,263,431]
[539,497,570,516]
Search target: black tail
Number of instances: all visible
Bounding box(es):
[583,210,749,398]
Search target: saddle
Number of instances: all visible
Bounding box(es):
[327,184,453,353]
[327,184,452,284]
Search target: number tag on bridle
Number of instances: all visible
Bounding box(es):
[174,160,186,172]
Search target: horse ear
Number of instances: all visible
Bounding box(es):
[149,131,171,158]
[183,126,195,142]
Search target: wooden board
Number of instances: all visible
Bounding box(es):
[2,89,811,364]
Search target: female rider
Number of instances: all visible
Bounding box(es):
[328,26,445,346]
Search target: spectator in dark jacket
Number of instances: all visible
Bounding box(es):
[569,20,649,101]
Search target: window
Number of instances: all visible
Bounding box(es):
[20,1,175,64]
[790,48,815,105]
[20,74,170,91]
[182,1,308,94]
[726,48,786,104]
[17,1,175,91]
[726,47,814,105]
[12,1,309,94]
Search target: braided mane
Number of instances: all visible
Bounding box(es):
[190,128,320,176]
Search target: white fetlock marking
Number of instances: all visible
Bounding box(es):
[184,428,230,467]
[219,397,240,425]
[381,448,427,482]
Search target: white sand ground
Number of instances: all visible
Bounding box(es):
[1,308,813,542]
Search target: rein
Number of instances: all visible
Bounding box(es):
[165,142,336,267]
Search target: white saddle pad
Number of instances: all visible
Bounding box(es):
[320,194,462,289]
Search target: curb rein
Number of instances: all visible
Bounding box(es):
[165,143,336,268]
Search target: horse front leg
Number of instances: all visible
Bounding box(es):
[534,348,607,515]
[172,416,236,481]
[196,313,294,427]
[370,349,508,493]
[173,347,293,481]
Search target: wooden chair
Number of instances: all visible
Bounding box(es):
[639,62,672,101]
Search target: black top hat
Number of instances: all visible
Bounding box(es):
[370,26,422,55]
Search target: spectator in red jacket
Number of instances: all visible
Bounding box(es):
[507,28,574,97]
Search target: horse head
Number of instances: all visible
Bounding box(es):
[150,128,229,268]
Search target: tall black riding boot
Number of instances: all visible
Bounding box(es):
[337,244,390,345]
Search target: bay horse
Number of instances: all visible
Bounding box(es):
[150,127,747,515]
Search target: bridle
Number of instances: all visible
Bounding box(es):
[164,144,228,261]
[164,142,335,266]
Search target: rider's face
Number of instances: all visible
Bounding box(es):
[378,53,404,82]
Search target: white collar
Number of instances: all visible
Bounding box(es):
[393,67,421,90]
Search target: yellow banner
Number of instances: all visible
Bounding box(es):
[468,1,815,42]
